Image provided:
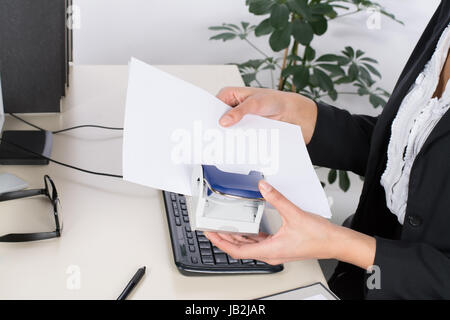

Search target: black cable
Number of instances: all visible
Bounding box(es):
[9,113,124,134]
[9,114,45,131]
[53,125,123,134]
[0,137,123,179]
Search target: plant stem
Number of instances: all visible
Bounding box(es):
[278,47,289,90]
[243,38,281,68]
[332,9,361,19]
[291,41,299,92]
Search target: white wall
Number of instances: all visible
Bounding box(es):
[74,0,439,114]
[72,0,441,224]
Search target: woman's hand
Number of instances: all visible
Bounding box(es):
[217,87,318,144]
[205,180,376,269]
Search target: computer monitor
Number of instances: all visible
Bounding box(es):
[0,74,4,132]
[0,74,52,165]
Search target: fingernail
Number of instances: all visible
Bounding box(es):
[259,180,272,193]
[220,114,233,126]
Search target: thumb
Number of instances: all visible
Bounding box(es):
[258,180,301,220]
[219,98,256,127]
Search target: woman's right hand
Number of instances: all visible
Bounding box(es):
[217,87,318,144]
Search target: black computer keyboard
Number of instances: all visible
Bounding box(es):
[162,191,283,275]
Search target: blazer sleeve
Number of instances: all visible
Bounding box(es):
[306,101,378,176]
[366,238,450,299]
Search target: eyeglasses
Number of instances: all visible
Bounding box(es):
[0,175,62,242]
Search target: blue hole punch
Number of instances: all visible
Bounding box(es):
[189,165,266,234]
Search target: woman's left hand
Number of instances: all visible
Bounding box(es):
[205,180,376,269]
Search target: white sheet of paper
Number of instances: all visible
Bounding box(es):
[123,58,331,218]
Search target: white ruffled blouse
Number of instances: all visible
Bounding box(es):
[381,23,450,225]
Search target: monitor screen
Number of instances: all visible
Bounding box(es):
[0,74,4,132]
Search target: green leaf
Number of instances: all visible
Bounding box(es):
[291,19,314,45]
[316,64,345,76]
[309,73,319,87]
[242,73,257,85]
[224,23,241,31]
[369,94,386,108]
[325,9,338,19]
[255,18,274,36]
[241,22,250,31]
[335,76,352,84]
[310,15,327,35]
[270,3,290,29]
[348,62,359,80]
[342,46,355,59]
[293,66,309,90]
[316,54,339,62]
[209,25,236,32]
[355,49,365,58]
[304,46,316,61]
[313,68,334,91]
[328,89,338,101]
[359,66,374,86]
[281,65,301,77]
[328,169,337,184]
[209,32,237,41]
[311,3,333,15]
[286,0,312,20]
[248,0,274,15]
[339,170,350,192]
[269,24,292,52]
[363,63,382,78]
[360,57,378,64]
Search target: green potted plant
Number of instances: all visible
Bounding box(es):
[209,0,402,191]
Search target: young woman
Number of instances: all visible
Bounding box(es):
[205,1,450,299]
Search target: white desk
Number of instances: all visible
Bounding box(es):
[0,65,327,299]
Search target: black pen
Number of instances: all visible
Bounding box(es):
[117,266,146,300]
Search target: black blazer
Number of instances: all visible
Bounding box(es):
[307,1,450,299]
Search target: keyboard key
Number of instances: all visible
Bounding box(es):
[170,193,176,201]
[241,259,255,265]
[227,255,239,264]
[191,257,198,264]
[181,210,188,216]
[180,243,187,256]
[179,198,186,204]
[187,238,194,245]
[201,256,214,265]
[189,245,196,252]
[200,248,212,256]
[186,232,193,239]
[255,260,266,265]
[196,231,204,236]
[175,217,181,226]
[213,246,223,254]
[173,209,180,217]
[183,216,189,223]
[197,236,209,243]
[199,242,211,249]
[214,253,227,264]
[172,202,178,209]
[185,225,191,232]
[181,204,187,210]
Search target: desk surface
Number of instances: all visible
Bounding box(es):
[0,65,326,299]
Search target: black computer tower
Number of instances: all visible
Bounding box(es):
[0,0,73,113]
